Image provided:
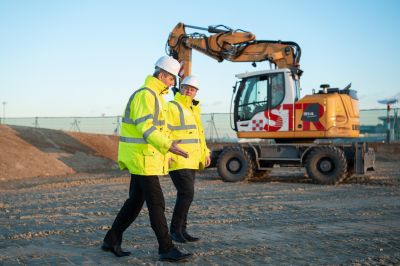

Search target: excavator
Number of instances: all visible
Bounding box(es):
[166,22,375,184]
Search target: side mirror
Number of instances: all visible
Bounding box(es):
[232,81,238,93]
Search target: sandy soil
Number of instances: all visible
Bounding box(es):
[1,125,400,265]
[0,125,118,181]
[0,125,74,180]
[66,131,118,162]
[1,159,400,265]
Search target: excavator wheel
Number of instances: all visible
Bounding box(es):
[216,146,255,182]
[305,146,347,185]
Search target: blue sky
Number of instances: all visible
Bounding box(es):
[1,0,399,117]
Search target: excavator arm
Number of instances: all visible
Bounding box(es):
[167,22,302,80]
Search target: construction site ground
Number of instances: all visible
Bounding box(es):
[0,125,400,265]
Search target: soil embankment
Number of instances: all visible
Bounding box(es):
[0,125,118,181]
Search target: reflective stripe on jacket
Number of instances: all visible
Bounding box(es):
[167,92,210,171]
[118,75,172,175]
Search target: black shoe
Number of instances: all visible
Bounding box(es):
[182,231,200,242]
[159,247,193,262]
[101,241,131,257]
[170,232,187,243]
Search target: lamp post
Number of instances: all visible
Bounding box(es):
[386,104,391,143]
[378,96,399,143]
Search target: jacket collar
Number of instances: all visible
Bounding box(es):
[174,92,201,108]
[143,75,169,95]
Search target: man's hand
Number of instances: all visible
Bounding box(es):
[168,140,189,158]
[205,156,211,167]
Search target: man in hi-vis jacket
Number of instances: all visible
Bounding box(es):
[167,75,211,243]
[102,56,193,262]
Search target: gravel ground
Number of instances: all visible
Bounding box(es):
[1,160,400,265]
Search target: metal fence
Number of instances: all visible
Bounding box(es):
[1,116,121,135]
[1,109,399,142]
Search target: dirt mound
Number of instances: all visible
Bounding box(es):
[0,125,118,180]
[67,131,118,161]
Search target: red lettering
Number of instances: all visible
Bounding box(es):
[302,103,325,131]
[282,103,295,130]
[264,106,283,131]
[260,102,325,132]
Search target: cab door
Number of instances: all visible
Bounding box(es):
[234,72,289,135]
[235,74,269,124]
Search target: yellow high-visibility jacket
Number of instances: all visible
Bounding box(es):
[168,92,210,171]
[118,75,172,175]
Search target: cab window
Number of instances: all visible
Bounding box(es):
[237,75,268,121]
[270,73,285,108]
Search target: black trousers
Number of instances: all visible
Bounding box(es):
[108,174,174,253]
[169,169,196,234]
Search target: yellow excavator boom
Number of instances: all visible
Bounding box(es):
[167,22,302,80]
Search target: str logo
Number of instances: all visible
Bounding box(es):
[252,120,264,131]
[251,103,325,132]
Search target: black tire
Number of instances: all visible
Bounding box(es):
[216,146,255,182]
[305,146,347,185]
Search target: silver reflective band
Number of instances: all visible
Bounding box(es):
[120,136,147,144]
[167,124,197,130]
[122,117,135,125]
[145,88,164,126]
[134,114,153,125]
[169,101,197,130]
[170,101,185,126]
[124,88,147,120]
[154,120,165,126]
[178,139,199,144]
[123,87,164,126]
[143,126,156,139]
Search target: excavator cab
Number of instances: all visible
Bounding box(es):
[233,68,301,139]
[232,68,360,141]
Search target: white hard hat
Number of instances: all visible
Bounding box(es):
[182,75,200,90]
[155,56,180,76]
